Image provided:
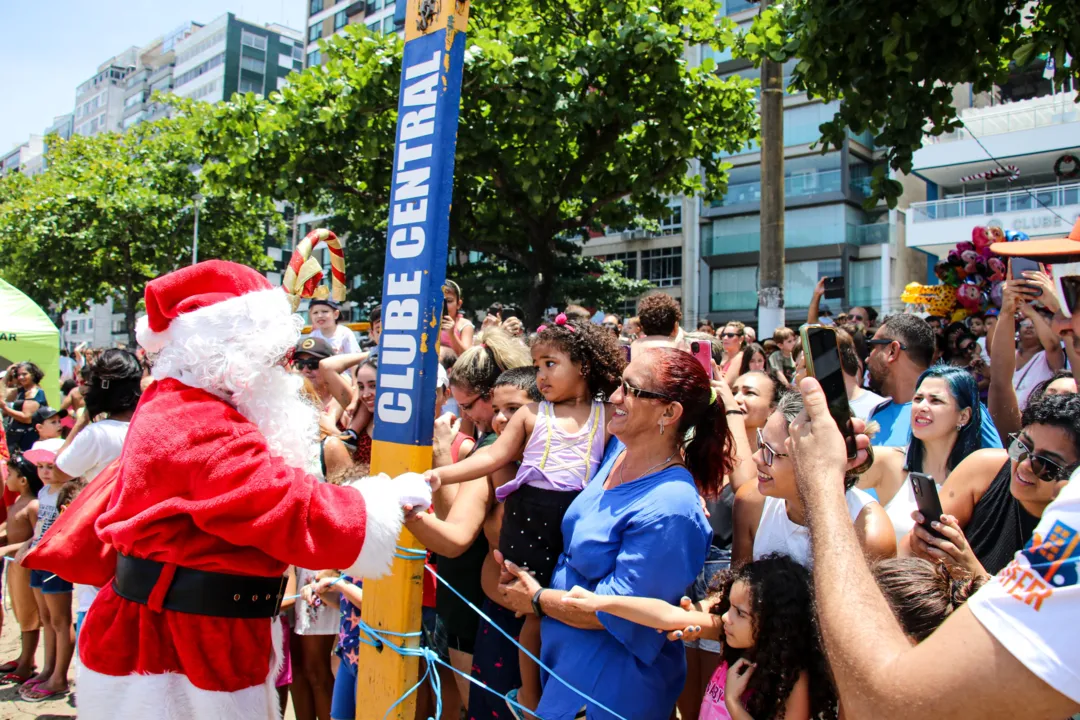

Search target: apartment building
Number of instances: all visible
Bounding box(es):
[905,63,1079,264]
[73,48,140,137]
[171,13,303,104]
[0,136,44,178]
[121,22,202,131]
[304,0,405,67]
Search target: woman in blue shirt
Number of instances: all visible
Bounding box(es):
[496,347,729,719]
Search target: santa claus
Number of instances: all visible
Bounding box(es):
[25,261,429,719]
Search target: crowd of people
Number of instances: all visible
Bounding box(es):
[2,237,1079,719]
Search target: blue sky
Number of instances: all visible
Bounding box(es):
[1,0,306,152]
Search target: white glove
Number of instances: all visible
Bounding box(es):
[394,472,433,512]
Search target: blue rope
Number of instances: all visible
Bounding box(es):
[394,544,629,720]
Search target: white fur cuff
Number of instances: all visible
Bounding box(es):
[346,474,405,579]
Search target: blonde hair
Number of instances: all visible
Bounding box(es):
[449,328,531,396]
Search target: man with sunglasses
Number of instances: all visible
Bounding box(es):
[779,219,1080,720]
[866,315,1003,449]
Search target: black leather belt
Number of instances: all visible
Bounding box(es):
[113,553,288,619]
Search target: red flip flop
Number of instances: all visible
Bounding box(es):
[0,671,34,684]
[0,660,18,673]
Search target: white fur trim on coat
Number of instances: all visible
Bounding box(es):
[346,474,405,580]
[77,616,284,720]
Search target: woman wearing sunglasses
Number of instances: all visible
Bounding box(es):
[733,392,896,568]
[906,392,1080,578]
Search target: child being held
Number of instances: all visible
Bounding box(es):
[428,312,625,713]
[563,554,838,720]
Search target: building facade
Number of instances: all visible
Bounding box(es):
[905,64,1079,263]
[122,22,202,131]
[73,48,140,137]
[171,13,303,104]
[0,136,44,178]
[304,0,405,67]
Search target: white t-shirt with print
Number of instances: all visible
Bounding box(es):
[55,419,129,482]
[968,472,1080,704]
[309,325,361,356]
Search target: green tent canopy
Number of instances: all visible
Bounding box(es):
[0,279,60,408]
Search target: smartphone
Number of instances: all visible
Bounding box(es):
[690,341,712,375]
[622,344,632,363]
[822,276,845,300]
[1011,257,1043,297]
[909,471,946,540]
[800,325,856,458]
[502,305,522,322]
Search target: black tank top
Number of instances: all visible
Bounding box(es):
[965,461,1040,575]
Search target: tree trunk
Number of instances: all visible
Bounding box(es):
[125,290,139,348]
[523,244,557,327]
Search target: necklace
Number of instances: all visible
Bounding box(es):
[616,450,678,487]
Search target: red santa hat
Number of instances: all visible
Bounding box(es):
[136,261,276,354]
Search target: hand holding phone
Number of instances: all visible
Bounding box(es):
[800,325,856,459]
[1010,257,1043,297]
[909,471,946,540]
[690,341,713,375]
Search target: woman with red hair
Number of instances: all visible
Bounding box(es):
[495,347,729,720]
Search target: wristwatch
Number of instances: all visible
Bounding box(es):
[531,588,546,618]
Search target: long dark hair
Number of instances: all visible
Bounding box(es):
[906,365,983,475]
[644,347,732,498]
[710,555,837,720]
[84,349,143,420]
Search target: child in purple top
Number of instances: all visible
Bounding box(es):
[429,312,625,715]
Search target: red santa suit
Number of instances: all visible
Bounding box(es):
[25,261,419,720]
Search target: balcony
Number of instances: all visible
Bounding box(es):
[907,182,1080,250]
[925,93,1079,145]
[712,168,843,208]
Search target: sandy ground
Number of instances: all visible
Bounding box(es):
[0,595,75,719]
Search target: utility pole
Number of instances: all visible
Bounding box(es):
[757,0,785,335]
[358,0,471,717]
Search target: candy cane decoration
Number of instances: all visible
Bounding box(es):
[282,228,347,312]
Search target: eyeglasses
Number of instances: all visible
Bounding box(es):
[1008,434,1075,483]
[293,359,320,371]
[867,338,908,351]
[620,379,675,401]
[958,342,974,353]
[757,429,789,467]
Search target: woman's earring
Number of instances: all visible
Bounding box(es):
[658,419,665,436]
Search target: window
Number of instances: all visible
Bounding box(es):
[241,30,268,51]
[786,258,842,308]
[177,30,226,64]
[241,56,265,74]
[239,77,263,95]
[112,318,127,334]
[307,49,322,66]
[335,10,348,29]
[292,45,304,61]
[848,259,883,309]
[598,251,637,279]
[711,266,758,311]
[309,23,322,42]
[660,204,682,235]
[310,0,324,14]
[383,15,395,33]
[641,247,682,287]
[366,20,380,33]
[175,53,225,87]
[267,247,283,262]
[86,318,93,330]
[266,271,283,285]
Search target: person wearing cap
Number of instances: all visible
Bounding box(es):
[774,218,1080,720]
[32,407,65,442]
[293,336,348,439]
[20,260,429,719]
[17,437,74,702]
[307,298,361,356]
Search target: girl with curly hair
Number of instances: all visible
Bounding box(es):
[428,311,625,714]
[562,553,837,720]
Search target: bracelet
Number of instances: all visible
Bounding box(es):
[726,409,745,417]
[531,588,546,618]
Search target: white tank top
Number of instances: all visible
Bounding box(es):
[883,474,942,547]
[753,488,878,567]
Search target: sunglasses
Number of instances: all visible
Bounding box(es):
[720,332,741,339]
[867,337,908,350]
[757,429,789,467]
[620,379,674,401]
[293,359,320,371]
[1008,434,1075,483]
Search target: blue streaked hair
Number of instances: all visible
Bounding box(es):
[907,364,984,475]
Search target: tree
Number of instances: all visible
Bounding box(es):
[0,118,281,344]
[739,0,1079,206]
[186,0,758,322]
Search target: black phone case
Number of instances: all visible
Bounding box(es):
[910,472,946,540]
